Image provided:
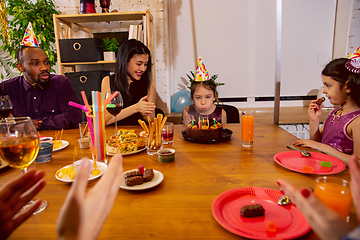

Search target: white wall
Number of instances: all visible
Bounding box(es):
[168,0,340,108]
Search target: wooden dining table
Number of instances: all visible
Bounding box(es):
[0,123,357,240]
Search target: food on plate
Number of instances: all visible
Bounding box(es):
[186,118,223,140]
[301,165,313,173]
[53,140,63,149]
[56,165,76,180]
[124,170,142,178]
[138,165,144,174]
[321,161,332,168]
[125,176,144,186]
[138,114,167,150]
[91,160,101,176]
[143,169,154,182]
[106,129,146,154]
[240,204,265,218]
[316,97,325,105]
[124,165,155,186]
[266,221,276,232]
[53,129,64,149]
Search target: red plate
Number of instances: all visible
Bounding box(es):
[274,151,346,175]
[212,187,311,239]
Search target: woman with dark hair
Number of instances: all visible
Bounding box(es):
[293,55,360,166]
[101,39,155,125]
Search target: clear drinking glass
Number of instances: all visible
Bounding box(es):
[0,117,47,214]
[105,91,123,134]
[0,95,13,119]
[314,176,351,221]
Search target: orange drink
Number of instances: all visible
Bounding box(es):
[314,177,351,220]
[241,111,254,147]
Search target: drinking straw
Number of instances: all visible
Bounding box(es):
[97,91,106,162]
[68,101,88,112]
[213,118,216,125]
[104,91,119,107]
[92,91,101,162]
[68,100,95,146]
[80,91,91,111]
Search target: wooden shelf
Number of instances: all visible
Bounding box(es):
[55,11,147,24]
[53,10,155,77]
[61,60,116,66]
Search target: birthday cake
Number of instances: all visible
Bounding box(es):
[186,119,223,140]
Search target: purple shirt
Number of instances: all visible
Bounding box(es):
[0,74,82,130]
[321,107,360,154]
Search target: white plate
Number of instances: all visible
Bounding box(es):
[120,169,164,190]
[55,160,107,183]
[106,147,146,156]
[53,140,69,152]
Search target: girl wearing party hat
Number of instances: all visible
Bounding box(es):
[182,57,227,125]
[293,47,360,166]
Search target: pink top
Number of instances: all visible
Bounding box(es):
[321,107,360,154]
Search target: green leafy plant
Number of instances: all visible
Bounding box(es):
[0,48,18,81]
[186,71,225,90]
[101,38,120,52]
[0,0,61,72]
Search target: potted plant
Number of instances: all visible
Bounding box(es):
[102,38,120,61]
[0,0,61,72]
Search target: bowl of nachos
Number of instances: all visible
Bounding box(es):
[106,129,146,155]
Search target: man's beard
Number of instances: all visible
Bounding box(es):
[34,73,51,90]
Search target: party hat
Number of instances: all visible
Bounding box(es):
[346,46,360,59]
[194,57,210,81]
[21,22,39,47]
[345,46,360,74]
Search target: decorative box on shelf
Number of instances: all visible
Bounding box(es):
[59,38,103,63]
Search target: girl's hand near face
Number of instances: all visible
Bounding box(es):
[308,100,323,121]
[136,96,155,116]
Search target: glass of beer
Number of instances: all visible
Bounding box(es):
[0,117,47,214]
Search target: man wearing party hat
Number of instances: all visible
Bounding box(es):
[182,57,227,125]
[0,23,82,130]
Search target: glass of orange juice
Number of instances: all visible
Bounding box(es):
[314,176,352,221]
[241,111,254,147]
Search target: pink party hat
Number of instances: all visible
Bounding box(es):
[194,57,210,81]
[345,46,360,74]
[21,22,39,47]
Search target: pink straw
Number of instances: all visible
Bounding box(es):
[68,101,88,112]
[68,101,95,146]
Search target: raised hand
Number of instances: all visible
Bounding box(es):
[57,154,124,240]
[137,95,155,116]
[0,169,46,240]
[277,179,351,240]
